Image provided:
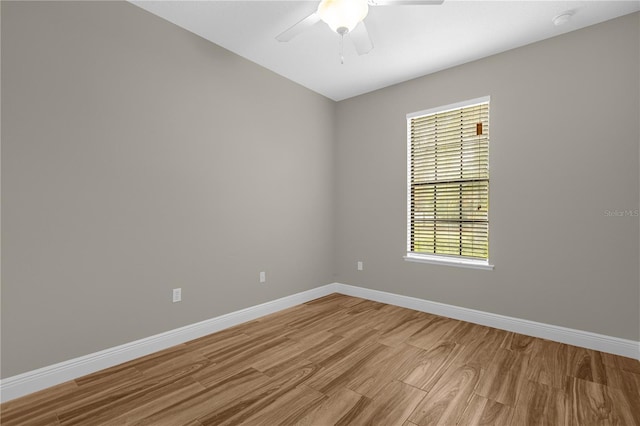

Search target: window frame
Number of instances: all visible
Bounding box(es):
[405,96,494,270]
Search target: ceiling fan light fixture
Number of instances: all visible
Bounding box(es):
[317,0,369,34]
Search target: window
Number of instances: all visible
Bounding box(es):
[406,97,492,269]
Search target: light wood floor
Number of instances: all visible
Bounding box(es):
[2,293,639,425]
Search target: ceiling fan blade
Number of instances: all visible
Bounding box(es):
[276,13,321,42]
[350,22,373,56]
[368,0,444,5]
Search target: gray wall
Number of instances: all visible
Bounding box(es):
[335,13,640,341]
[1,1,335,378]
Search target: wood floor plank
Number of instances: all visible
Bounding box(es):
[566,346,608,386]
[334,396,373,426]
[326,317,375,339]
[184,331,254,362]
[526,339,570,389]
[456,394,514,425]
[439,321,487,346]
[602,351,640,375]
[370,304,418,331]
[377,313,430,347]
[475,347,530,407]
[565,376,636,425]
[57,374,205,425]
[405,315,460,351]
[346,343,426,398]
[291,387,365,426]
[511,380,566,425]
[195,332,277,363]
[343,299,386,316]
[408,362,483,425]
[617,356,640,374]
[249,339,306,373]
[338,380,426,426]
[137,350,212,381]
[305,341,389,395]
[219,384,326,426]
[502,331,539,355]
[285,306,347,332]
[0,381,77,426]
[191,335,294,387]
[284,328,335,345]
[307,328,381,368]
[0,408,62,426]
[336,295,370,308]
[2,365,149,426]
[447,325,509,370]
[196,362,322,425]
[2,293,636,426]
[74,364,144,389]
[261,332,345,377]
[325,303,387,339]
[617,370,640,425]
[131,368,271,425]
[399,340,461,393]
[60,377,206,426]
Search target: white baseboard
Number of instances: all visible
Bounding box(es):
[0,284,337,403]
[2,282,638,403]
[332,283,640,361]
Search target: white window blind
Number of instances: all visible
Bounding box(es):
[407,98,490,261]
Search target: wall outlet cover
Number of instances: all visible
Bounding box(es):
[172,288,182,303]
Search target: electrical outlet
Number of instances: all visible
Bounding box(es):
[357,261,363,271]
[260,271,266,283]
[172,288,182,303]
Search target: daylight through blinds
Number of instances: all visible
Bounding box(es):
[409,100,489,260]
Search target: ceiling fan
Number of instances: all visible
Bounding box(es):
[276,0,444,60]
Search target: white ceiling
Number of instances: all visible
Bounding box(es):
[131,1,639,101]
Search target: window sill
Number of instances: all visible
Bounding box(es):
[404,254,494,270]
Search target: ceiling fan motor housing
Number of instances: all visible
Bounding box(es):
[317,0,369,34]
